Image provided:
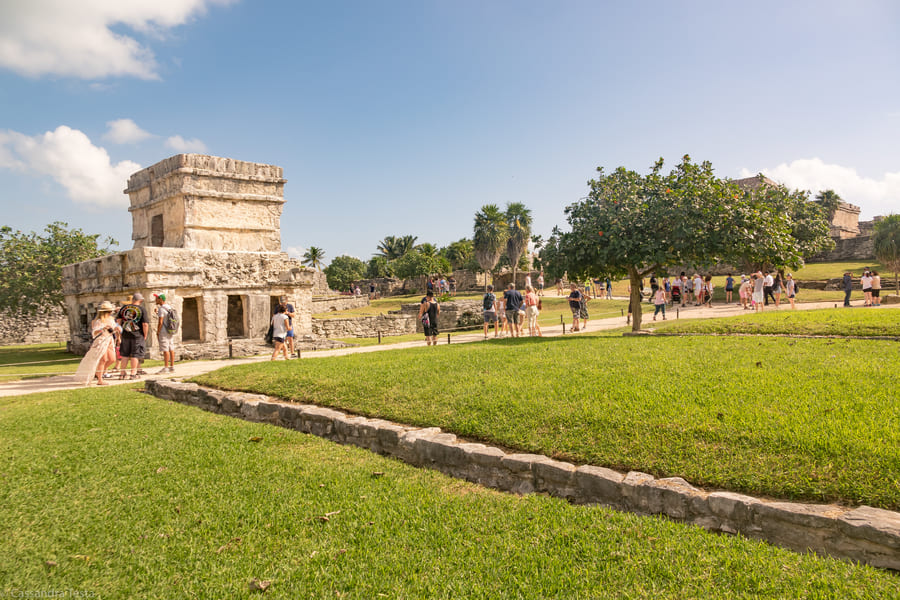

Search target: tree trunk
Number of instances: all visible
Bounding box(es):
[629,268,643,331]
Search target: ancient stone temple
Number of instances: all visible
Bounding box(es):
[63,154,315,358]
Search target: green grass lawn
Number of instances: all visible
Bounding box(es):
[651,305,900,337]
[2,386,898,598]
[0,342,162,382]
[196,334,900,511]
[0,342,82,382]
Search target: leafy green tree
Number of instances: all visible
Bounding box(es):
[473,204,509,291]
[556,156,820,331]
[441,238,479,272]
[0,222,116,315]
[537,234,566,281]
[873,214,900,295]
[366,255,394,279]
[302,246,326,270]
[505,202,533,284]
[734,178,834,272]
[416,242,438,258]
[391,250,432,281]
[323,255,366,291]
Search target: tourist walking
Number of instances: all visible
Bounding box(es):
[579,285,591,329]
[503,283,524,338]
[524,285,542,337]
[116,292,149,379]
[154,293,176,374]
[482,285,499,339]
[785,274,797,309]
[270,304,291,360]
[725,273,734,304]
[861,270,873,306]
[872,271,882,306]
[419,290,440,346]
[739,275,751,310]
[537,271,545,296]
[843,271,853,307]
[763,271,775,306]
[652,286,667,321]
[74,301,118,386]
[772,272,784,309]
[568,283,583,332]
[752,272,765,312]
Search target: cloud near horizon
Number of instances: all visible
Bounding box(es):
[740,158,900,220]
[0,126,140,209]
[0,0,234,80]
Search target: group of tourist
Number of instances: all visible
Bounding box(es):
[75,292,177,385]
[845,268,883,307]
[269,295,297,360]
[477,283,543,339]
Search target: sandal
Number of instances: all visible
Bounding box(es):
[119,371,127,380]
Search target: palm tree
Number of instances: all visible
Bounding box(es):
[473,204,508,291]
[376,235,418,260]
[873,214,900,297]
[815,189,842,219]
[302,246,325,270]
[505,202,533,286]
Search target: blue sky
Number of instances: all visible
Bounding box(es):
[2,0,898,263]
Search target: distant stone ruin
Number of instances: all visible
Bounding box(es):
[63,154,316,359]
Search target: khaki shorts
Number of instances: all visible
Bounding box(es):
[158,334,175,353]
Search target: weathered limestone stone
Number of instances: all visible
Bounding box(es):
[619,471,656,513]
[707,492,764,535]
[397,427,443,466]
[498,454,546,495]
[297,405,346,437]
[62,154,316,359]
[220,393,244,415]
[533,458,578,500]
[574,465,625,507]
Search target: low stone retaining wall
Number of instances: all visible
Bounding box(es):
[146,379,900,571]
[312,314,417,338]
[311,295,371,313]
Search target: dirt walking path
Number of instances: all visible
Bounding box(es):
[0,298,878,397]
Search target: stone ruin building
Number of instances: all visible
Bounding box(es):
[62,154,316,359]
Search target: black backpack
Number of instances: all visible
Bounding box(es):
[483,293,496,310]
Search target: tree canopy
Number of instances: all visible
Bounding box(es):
[0,222,116,315]
[873,214,900,295]
[323,255,366,291]
[505,202,532,284]
[554,156,832,330]
[302,246,326,270]
[473,204,508,290]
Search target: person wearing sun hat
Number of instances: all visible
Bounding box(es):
[74,300,118,386]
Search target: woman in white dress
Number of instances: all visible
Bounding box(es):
[74,301,118,386]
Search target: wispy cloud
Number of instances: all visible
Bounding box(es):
[0,0,235,80]
[739,158,900,219]
[103,119,155,144]
[165,135,208,153]
[0,126,139,208]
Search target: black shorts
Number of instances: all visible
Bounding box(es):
[872,289,880,297]
[423,325,439,337]
[119,335,145,359]
[273,336,285,344]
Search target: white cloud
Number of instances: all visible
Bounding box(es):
[0,0,234,80]
[286,246,307,260]
[103,118,155,144]
[0,126,139,208]
[739,158,900,220]
[165,135,208,153]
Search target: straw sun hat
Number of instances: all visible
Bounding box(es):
[97,301,116,313]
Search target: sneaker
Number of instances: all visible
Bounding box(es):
[156,367,170,375]
[167,367,175,373]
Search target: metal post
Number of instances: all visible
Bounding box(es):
[447,333,451,344]
[621,309,624,317]
[228,341,233,359]
[297,348,301,359]
[562,322,566,334]
[676,308,679,320]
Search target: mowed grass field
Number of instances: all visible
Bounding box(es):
[197,321,900,511]
[2,386,898,598]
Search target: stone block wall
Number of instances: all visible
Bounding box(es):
[312,314,417,338]
[0,308,69,346]
[400,299,484,333]
[311,295,370,314]
[147,380,900,572]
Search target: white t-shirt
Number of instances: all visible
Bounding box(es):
[272,313,290,338]
[764,274,774,287]
[158,303,174,338]
[860,275,873,289]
